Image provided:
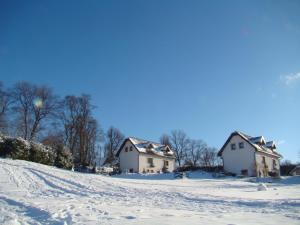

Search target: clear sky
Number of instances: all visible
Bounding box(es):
[1,0,299,162]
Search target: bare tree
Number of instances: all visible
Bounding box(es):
[159,134,172,147]
[60,94,100,166]
[11,82,34,139]
[11,82,60,140]
[96,144,105,166]
[169,130,189,167]
[85,118,99,166]
[29,85,60,140]
[0,82,12,133]
[200,147,218,168]
[42,131,64,148]
[186,139,207,166]
[60,95,80,157]
[280,159,292,166]
[104,126,125,166]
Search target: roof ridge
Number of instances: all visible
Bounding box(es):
[128,136,163,146]
[235,131,252,140]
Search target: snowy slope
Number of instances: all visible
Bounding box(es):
[0,158,299,225]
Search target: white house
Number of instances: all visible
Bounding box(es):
[116,137,176,173]
[218,131,282,177]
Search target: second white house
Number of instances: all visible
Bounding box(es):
[218,131,282,177]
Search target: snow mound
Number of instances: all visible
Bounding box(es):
[257,183,268,191]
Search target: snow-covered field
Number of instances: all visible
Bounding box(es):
[0,158,299,225]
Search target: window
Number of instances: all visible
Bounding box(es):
[164,160,169,167]
[262,156,266,164]
[147,158,154,167]
[125,147,128,152]
[231,143,236,150]
[273,159,277,169]
[129,168,133,173]
[239,142,244,149]
[241,169,248,176]
[129,146,133,151]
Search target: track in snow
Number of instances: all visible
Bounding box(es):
[0,158,299,225]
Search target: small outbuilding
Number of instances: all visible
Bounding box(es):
[289,166,300,176]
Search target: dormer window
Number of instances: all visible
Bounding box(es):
[125,147,128,152]
[147,143,154,149]
[164,146,170,153]
[239,142,244,149]
[231,143,236,150]
[130,146,133,151]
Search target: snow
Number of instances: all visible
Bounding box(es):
[237,131,281,157]
[257,183,268,191]
[128,137,175,157]
[0,158,300,225]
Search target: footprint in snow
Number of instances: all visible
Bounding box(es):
[125,216,136,219]
[161,213,174,217]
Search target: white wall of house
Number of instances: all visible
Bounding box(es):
[119,141,139,173]
[138,154,175,173]
[221,135,256,176]
[255,152,280,176]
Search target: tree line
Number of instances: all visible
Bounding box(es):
[0,81,219,169]
[160,130,220,169]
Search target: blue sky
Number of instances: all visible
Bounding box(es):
[1,0,299,162]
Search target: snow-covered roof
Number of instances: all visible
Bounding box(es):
[249,136,266,145]
[117,137,176,159]
[265,141,276,149]
[218,131,282,158]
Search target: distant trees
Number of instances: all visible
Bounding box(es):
[280,159,297,176]
[60,94,101,166]
[0,81,106,168]
[0,82,11,133]
[169,130,189,167]
[160,130,219,169]
[159,134,171,147]
[186,139,207,166]
[1,80,222,170]
[11,82,60,141]
[199,147,218,168]
[103,127,125,166]
[11,82,34,139]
